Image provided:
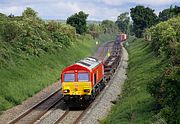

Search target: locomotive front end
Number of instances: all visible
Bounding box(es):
[62,71,92,101]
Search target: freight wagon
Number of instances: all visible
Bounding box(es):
[116,33,128,42]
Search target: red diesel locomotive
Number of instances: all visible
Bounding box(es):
[61,57,105,102]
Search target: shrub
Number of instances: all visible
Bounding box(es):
[147,66,180,123]
[145,17,179,63]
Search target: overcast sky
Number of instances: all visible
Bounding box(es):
[0,0,179,21]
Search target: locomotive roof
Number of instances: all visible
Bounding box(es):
[76,57,101,69]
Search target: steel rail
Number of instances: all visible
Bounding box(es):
[8,88,62,124]
[53,110,70,124]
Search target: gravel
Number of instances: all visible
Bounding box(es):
[36,101,67,124]
[79,45,128,124]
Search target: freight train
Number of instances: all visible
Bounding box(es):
[60,34,127,104]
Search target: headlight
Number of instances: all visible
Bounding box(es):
[63,89,70,93]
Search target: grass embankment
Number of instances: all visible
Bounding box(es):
[103,38,168,123]
[0,34,115,113]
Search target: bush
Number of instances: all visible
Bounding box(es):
[145,17,180,63]
[51,32,71,47]
[0,21,23,42]
[0,9,77,58]
[147,65,180,123]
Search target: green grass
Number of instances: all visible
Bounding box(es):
[103,38,167,124]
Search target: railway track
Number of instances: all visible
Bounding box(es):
[8,40,121,124]
[8,89,63,124]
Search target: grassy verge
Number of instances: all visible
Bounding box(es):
[103,38,168,123]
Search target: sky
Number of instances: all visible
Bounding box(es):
[0,0,179,21]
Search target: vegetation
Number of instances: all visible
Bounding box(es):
[159,5,180,21]
[145,17,180,62]
[67,11,89,34]
[145,17,180,124]
[101,20,119,34]
[115,12,130,34]
[0,8,77,64]
[88,20,119,39]
[129,5,179,38]
[130,5,158,37]
[88,24,102,39]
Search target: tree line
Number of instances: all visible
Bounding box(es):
[115,5,180,37]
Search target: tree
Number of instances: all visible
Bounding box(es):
[130,5,158,37]
[88,24,102,39]
[0,13,8,21]
[116,12,130,34]
[22,7,38,18]
[101,20,119,34]
[0,21,23,42]
[159,5,180,21]
[159,8,172,21]
[67,11,88,34]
